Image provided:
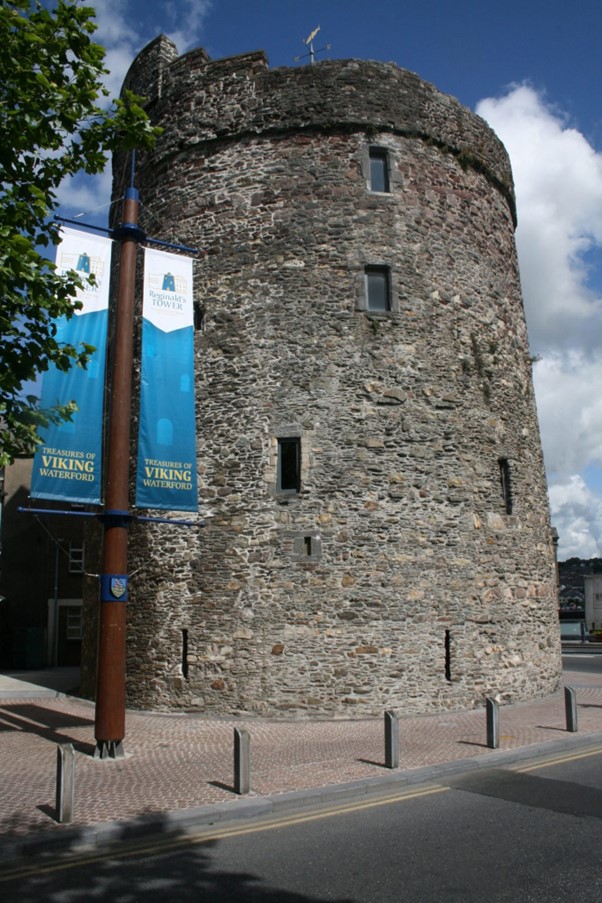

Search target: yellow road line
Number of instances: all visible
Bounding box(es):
[513,745,602,773]
[0,784,449,882]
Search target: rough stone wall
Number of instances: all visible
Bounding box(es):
[113,38,561,715]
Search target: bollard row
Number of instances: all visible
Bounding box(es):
[51,689,581,819]
[231,691,580,793]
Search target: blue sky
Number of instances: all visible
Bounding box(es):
[59,0,602,559]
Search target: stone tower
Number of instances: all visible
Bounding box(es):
[112,36,561,715]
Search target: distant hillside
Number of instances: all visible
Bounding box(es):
[558,557,602,607]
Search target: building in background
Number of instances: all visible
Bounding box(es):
[584,574,602,634]
[0,458,85,669]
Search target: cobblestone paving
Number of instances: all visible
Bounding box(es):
[0,669,601,838]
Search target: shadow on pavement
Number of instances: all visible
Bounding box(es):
[357,757,387,768]
[445,768,602,820]
[208,780,237,794]
[0,703,95,755]
[0,814,355,903]
[456,739,488,749]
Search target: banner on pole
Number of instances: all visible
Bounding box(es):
[135,247,198,511]
[31,228,111,505]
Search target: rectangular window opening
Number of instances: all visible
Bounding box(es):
[369,148,390,193]
[68,542,84,574]
[277,437,301,494]
[498,458,513,514]
[365,265,391,312]
[66,607,82,641]
[303,536,312,556]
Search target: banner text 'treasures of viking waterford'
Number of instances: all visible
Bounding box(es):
[141,459,194,490]
[36,446,98,482]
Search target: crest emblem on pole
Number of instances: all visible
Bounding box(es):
[110,577,127,600]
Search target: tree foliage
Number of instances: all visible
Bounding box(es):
[0,0,158,465]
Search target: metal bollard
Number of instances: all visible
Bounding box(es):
[564,686,578,733]
[384,710,399,769]
[56,743,75,824]
[233,727,251,795]
[486,697,499,749]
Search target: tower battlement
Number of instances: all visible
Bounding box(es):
[123,36,515,223]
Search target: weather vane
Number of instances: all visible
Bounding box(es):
[294,25,332,65]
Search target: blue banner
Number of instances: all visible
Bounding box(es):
[135,248,198,511]
[31,229,111,505]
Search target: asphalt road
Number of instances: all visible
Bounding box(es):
[2,746,600,902]
[562,651,602,675]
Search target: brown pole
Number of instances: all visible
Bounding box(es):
[94,188,141,759]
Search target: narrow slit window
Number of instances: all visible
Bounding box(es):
[369,148,390,193]
[499,458,513,514]
[444,630,451,682]
[277,437,301,494]
[304,536,312,556]
[365,266,391,312]
[193,302,205,331]
[182,629,189,679]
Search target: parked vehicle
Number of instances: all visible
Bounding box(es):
[559,609,589,643]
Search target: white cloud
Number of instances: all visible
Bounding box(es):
[476,85,602,355]
[86,1,141,101]
[56,168,114,222]
[548,475,602,559]
[533,353,602,475]
[477,85,602,559]
[534,351,602,557]
[158,0,214,54]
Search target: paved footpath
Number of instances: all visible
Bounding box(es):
[0,658,601,859]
